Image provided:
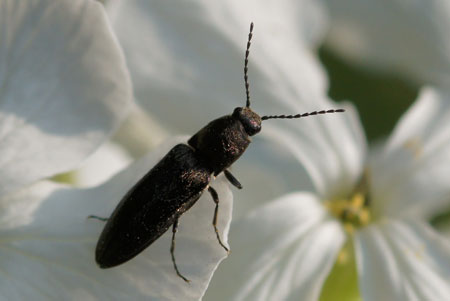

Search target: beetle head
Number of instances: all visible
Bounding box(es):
[232,107,261,136]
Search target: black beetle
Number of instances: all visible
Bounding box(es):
[90,23,344,282]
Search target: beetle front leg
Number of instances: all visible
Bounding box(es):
[208,186,230,254]
[224,169,242,189]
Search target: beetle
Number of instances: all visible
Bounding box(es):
[90,22,344,282]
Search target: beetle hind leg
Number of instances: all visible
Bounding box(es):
[224,170,242,189]
[87,215,108,222]
[171,218,190,283]
[208,186,230,254]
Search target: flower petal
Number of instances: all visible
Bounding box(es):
[227,141,316,220]
[108,0,329,135]
[370,87,450,218]
[262,101,367,199]
[0,0,132,197]
[355,218,450,301]
[204,192,346,301]
[112,106,171,158]
[0,137,232,300]
[73,141,132,187]
[323,0,450,85]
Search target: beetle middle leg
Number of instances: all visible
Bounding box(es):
[171,218,190,283]
[208,186,230,254]
[87,215,109,222]
[224,169,242,189]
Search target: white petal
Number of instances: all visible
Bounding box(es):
[73,141,132,187]
[323,0,450,85]
[108,0,329,135]
[355,218,450,301]
[262,101,367,199]
[370,87,450,218]
[227,141,316,220]
[204,192,346,301]
[0,137,232,300]
[0,0,132,197]
[112,106,171,158]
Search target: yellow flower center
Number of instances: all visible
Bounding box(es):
[324,193,371,235]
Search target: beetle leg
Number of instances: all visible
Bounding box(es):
[87,215,108,222]
[171,218,190,283]
[208,186,230,254]
[224,169,243,189]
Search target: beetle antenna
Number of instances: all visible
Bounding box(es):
[261,109,345,120]
[244,22,254,108]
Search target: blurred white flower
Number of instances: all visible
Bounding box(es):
[0,0,143,299]
[0,0,132,198]
[321,0,450,86]
[206,87,450,300]
[1,136,232,300]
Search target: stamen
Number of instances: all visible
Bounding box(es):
[324,193,371,234]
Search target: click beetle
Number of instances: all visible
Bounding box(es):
[90,22,344,282]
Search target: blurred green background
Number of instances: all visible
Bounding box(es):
[319,46,419,143]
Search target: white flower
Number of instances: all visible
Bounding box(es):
[321,0,450,86]
[2,136,232,300]
[0,0,147,298]
[205,87,450,300]
[0,0,133,198]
